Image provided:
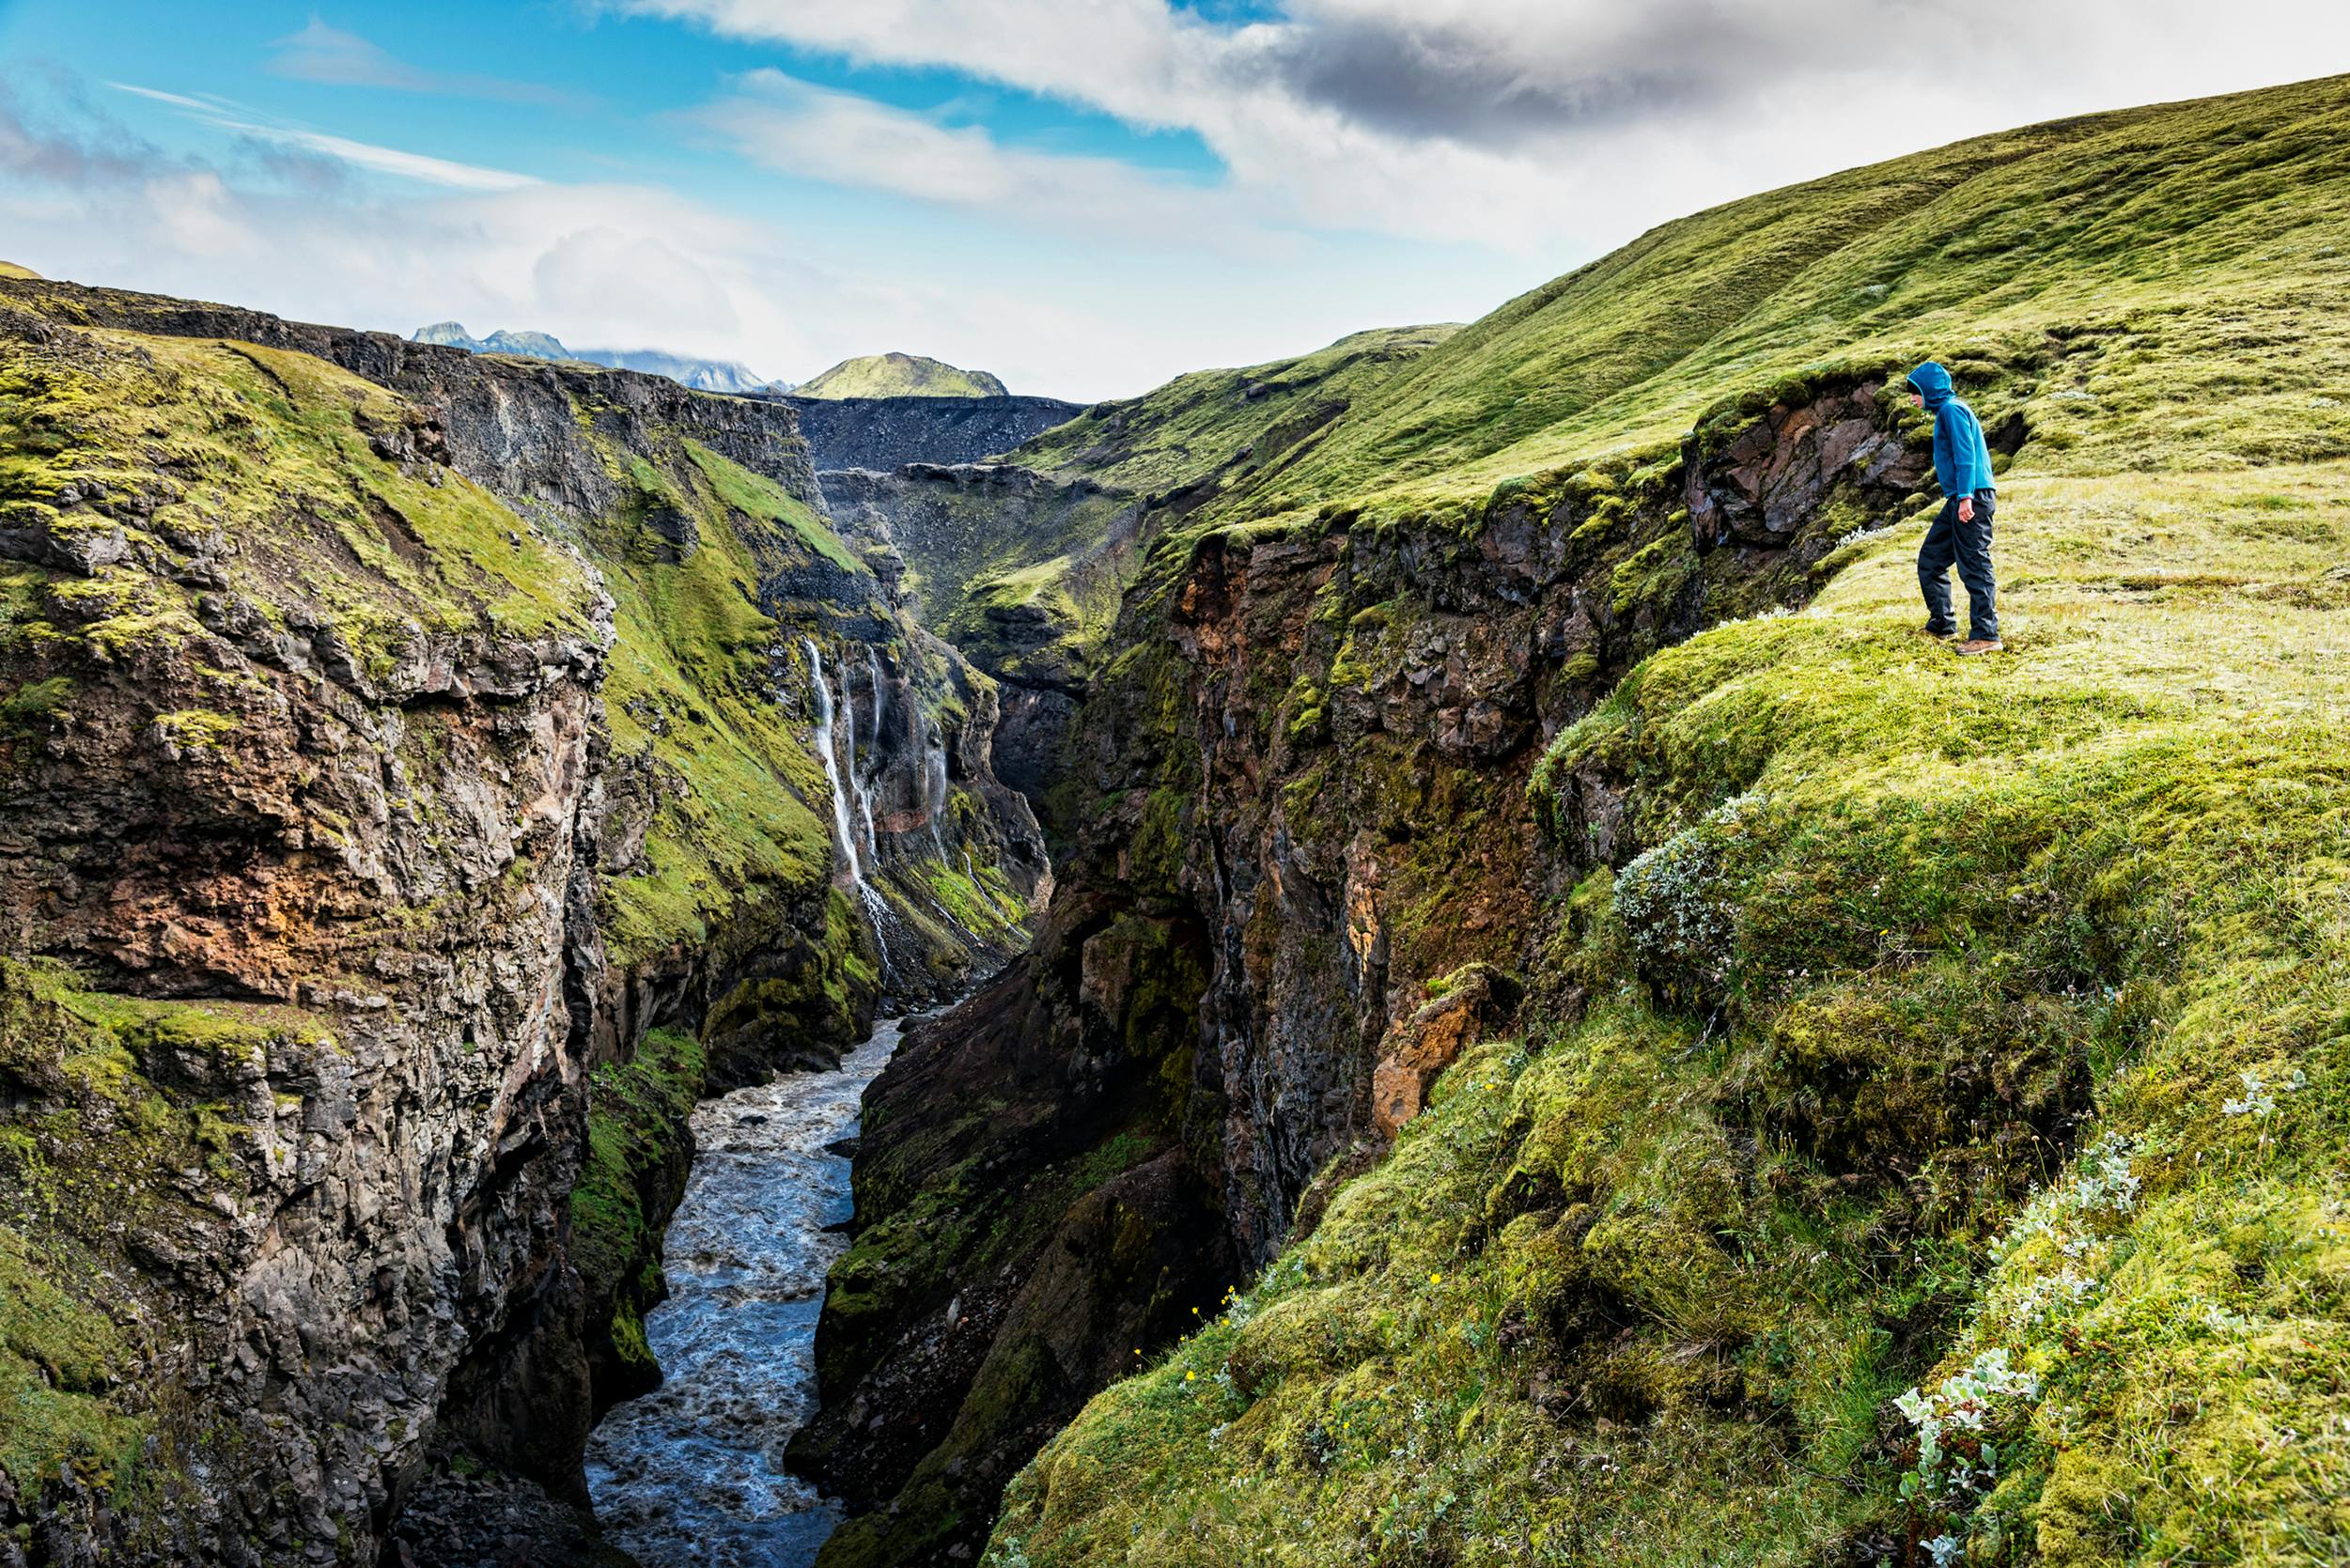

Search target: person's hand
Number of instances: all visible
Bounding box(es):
[1957,496,1975,522]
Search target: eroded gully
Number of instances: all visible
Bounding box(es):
[583,1017,906,1567]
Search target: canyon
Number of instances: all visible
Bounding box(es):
[0,273,1039,1564]
[3,69,2349,1568]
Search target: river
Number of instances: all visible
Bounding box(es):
[583,1017,905,1567]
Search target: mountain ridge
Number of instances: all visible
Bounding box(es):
[410,319,779,395]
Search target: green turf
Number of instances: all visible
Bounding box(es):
[799,352,1010,399]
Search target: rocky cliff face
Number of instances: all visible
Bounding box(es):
[0,291,615,1564]
[808,325,1467,846]
[778,396,1082,474]
[10,280,824,525]
[0,278,1044,1564]
[801,375,1944,1565]
[818,464,1144,817]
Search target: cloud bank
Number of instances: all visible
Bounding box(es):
[4,3,2347,396]
[632,0,2350,246]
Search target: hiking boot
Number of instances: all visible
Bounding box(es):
[1922,623,1956,640]
[1953,638,2004,657]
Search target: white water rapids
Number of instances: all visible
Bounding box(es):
[583,1018,905,1567]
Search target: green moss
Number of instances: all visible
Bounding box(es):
[683,442,862,571]
[148,707,238,753]
[0,960,335,1521]
[915,857,1027,937]
[570,1028,708,1361]
[0,675,71,733]
[1608,536,1696,617]
[0,1226,148,1499]
[0,318,597,687]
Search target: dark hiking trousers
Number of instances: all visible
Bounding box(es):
[1919,489,1999,641]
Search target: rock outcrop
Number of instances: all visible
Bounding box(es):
[0,295,614,1564]
[819,464,1145,815]
[778,396,1083,474]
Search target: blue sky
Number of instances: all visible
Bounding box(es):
[2,1,2346,399]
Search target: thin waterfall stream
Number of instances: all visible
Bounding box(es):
[583,1017,906,1567]
[801,637,895,978]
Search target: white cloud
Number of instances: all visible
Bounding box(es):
[0,83,1217,396]
[627,0,2350,252]
[227,120,540,191]
[17,5,2350,400]
[692,72,1248,240]
[105,80,540,192]
[266,19,585,107]
[105,82,227,114]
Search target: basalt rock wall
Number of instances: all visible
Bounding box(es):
[818,463,1147,820]
[0,293,615,1564]
[777,395,1084,474]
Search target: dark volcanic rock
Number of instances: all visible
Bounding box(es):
[1687,378,1931,546]
[817,463,1146,825]
[775,394,1083,472]
[391,1466,639,1568]
[789,958,1224,1567]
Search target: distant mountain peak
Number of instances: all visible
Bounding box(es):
[798,352,1011,399]
[407,321,773,395]
[479,328,570,360]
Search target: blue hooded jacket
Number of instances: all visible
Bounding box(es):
[1906,362,1996,497]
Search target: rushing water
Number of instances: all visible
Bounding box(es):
[802,639,895,981]
[584,1018,905,1567]
[801,639,865,885]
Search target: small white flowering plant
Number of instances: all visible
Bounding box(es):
[1612,792,1766,998]
[1895,1346,2042,1514]
[2220,1066,2304,1117]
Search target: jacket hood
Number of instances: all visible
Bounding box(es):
[1907,361,1954,408]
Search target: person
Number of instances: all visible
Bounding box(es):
[1906,361,2001,655]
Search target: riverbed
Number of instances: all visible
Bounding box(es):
[583,1017,904,1567]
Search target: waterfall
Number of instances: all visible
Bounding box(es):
[807,640,897,983]
[803,639,864,886]
[840,654,881,864]
[925,737,951,862]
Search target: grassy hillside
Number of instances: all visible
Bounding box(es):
[854,324,1462,704]
[1012,324,1460,500]
[1180,74,2350,528]
[984,74,2350,1568]
[800,352,1011,399]
[572,433,847,967]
